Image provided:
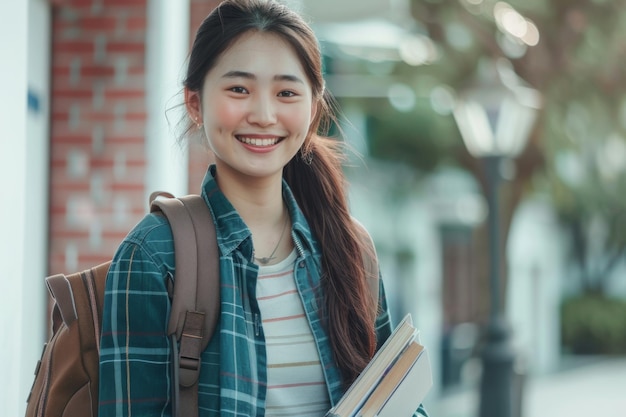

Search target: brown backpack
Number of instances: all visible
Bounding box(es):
[25,195,220,417]
[25,195,380,417]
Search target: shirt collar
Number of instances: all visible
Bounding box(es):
[200,165,319,258]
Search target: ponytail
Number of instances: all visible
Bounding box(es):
[284,135,377,386]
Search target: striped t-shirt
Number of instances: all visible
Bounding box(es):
[256,249,331,416]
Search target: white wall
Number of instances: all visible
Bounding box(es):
[0,1,51,414]
[145,0,190,197]
[507,196,564,374]
[24,0,52,387]
[0,4,28,413]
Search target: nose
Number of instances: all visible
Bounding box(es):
[247,93,277,127]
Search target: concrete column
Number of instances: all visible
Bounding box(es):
[22,1,52,413]
[0,1,34,415]
[145,0,190,197]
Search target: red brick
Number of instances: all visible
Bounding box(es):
[50,205,68,216]
[52,124,131,139]
[52,20,76,33]
[126,16,146,31]
[91,159,145,169]
[94,112,120,123]
[48,153,88,170]
[104,135,144,144]
[53,134,91,145]
[50,160,68,171]
[126,112,147,121]
[98,136,146,148]
[54,40,94,54]
[107,41,144,54]
[81,16,117,32]
[52,66,72,77]
[50,0,91,9]
[51,111,69,124]
[52,125,86,138]
[55,230,90,239]
[106,0,146,6]
[50,182,91,192]
[65,0,94,7]
[104,89,144,100]
[110,183,144,192]
[52,88,93,99]
[52,78,99,93]
[82,65,115,77]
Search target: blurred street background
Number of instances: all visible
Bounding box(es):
[429,356,626,417]
[2,0,626,416]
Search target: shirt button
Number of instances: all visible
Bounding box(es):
[298,261,305,268]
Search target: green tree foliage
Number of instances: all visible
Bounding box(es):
[353,0,626,294]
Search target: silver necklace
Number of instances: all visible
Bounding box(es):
[254,212,289,265]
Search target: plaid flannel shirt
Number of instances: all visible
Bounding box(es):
[98,165,428,417]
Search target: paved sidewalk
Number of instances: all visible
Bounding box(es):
[426,357,626,417]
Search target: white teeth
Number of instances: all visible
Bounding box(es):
[238,137,280,147]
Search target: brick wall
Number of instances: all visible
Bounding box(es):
[49,0,149,275]
[48,0,219,275]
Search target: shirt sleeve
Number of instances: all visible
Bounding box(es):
[98,230,174,417]
[374,277,430,417]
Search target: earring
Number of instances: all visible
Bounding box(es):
[300,150,313,165]
[195,118,203,129]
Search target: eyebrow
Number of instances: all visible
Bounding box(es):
[221,70,305,84]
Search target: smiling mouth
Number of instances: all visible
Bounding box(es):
[236,136,283,147]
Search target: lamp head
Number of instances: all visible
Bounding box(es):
[453,58,541,158]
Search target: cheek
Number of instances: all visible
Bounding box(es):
[206,100,244,130]
[285,106,313,135]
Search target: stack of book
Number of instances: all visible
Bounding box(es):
[325,314,432,417]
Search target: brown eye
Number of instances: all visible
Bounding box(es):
[229,86,249,94]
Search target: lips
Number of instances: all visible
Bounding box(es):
[236,136,283,147]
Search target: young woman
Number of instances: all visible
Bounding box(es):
[98,1,428,416]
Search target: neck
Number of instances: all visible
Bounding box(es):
[214,163,285,227]
[211,164,292,264]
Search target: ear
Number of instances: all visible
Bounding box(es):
[185,88,203,124]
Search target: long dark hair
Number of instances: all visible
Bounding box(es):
[184,0,377,386]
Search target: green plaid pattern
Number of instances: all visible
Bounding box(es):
[98,165,427,417]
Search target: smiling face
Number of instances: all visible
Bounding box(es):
[186,31,318,183]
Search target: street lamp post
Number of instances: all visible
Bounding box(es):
[452,58,541,417]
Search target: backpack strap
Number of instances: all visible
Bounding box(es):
[46,274,78,330]
[150,195,219,417]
